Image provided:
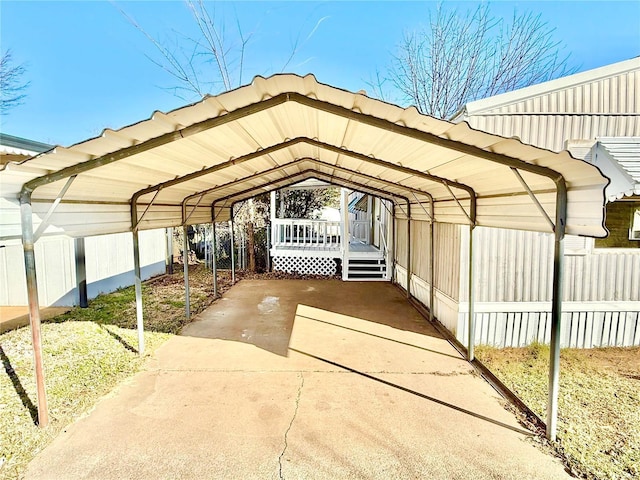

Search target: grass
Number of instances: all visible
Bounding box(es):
[0,265,232,480]
[476,343,640,480]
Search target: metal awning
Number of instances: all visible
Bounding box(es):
[1,74,608,238]
[592,137,640,200]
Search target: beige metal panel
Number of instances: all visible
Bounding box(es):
[395,218,407,269]
[433,222,461,300]
[410,220,431,281]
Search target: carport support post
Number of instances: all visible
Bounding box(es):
[212,220,218,297]
[183,225,190,321]
[406,203,411,298]
[547,217,566,441]
[545,179,567,442]
[467,224,476,362]
[391,204,396,284]
[132,230,145,356]
[230,218,236,284]
[430,198,435,321]
[19,195,49,427]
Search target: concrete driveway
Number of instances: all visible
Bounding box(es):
[26,280,569,479]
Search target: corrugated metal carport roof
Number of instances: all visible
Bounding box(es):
[1,74,608,238]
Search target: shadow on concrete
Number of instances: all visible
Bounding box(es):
[295,309,461,361]
[289,346,531,436]
[0,345,38,425]
[182,280,444,358]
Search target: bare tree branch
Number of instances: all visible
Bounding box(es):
[387,4,575,119]
[118,0,324,100]
[0,49,30,115]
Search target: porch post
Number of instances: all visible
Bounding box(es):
[341,188,350,280]
[467,225,476,361]
[132,230,145,356]
[75,237,88,308]
[547,181,567,441]
[183,225,190,321]
[19,195,49,427]
[406,202,411,299]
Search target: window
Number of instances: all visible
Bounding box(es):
[631,207,640,240]
[595,200,640,249]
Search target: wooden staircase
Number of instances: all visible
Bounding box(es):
[346,255,387,280]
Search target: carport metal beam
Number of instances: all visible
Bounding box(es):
[180,157,434,222]
[131,137,474,227]
[211,170,409,218]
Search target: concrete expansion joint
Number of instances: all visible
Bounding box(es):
[278,373,304,480]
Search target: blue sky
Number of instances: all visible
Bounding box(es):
[1,1,639,146]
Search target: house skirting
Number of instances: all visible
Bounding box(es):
[395,265,640,349]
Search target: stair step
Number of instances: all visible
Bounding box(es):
[348,265,386,272]
[348,273,386,279]
[348,259,386,265]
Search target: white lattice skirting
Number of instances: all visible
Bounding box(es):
[272,256,337,276]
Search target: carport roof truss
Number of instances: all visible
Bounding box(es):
[1,73,608,238]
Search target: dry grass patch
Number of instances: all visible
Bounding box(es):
[477,343,640,480]
[0,265,231,480]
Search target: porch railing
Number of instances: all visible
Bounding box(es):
[351,220,370,244]
[272,219,341,249]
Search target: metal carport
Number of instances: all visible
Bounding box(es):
[0,74,609,440]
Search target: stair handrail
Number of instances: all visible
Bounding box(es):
[377,216,388,257]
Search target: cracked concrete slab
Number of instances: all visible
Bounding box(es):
[25,280,570,479]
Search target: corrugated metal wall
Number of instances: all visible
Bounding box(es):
[459,225,640,303]
[455,62,640,348]
[0,229,167,306]
[455,225,640,348]
[466,68,640,152]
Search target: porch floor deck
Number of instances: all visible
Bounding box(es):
[270,242,382,256]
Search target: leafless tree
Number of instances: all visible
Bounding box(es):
[388,4,574,119]
[119,0,324,100]
[120,1,330,271]
[0,49,30,115]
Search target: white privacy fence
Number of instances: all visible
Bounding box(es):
[272,219,341,249]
